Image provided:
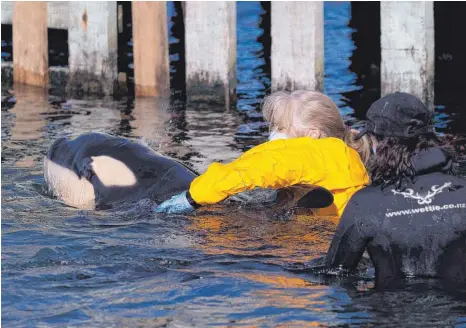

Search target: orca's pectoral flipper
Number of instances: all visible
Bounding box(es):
[295,186,334,209]
[274,184,334,211]
[223,185,333,218]
[74,157,95,181]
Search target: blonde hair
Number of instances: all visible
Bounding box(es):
[262,90,371,164]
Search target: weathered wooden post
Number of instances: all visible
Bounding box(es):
[132,1,170,97]
[381,2,434,108]
[184,2,236,109]
[271,2,324,92]
[12,2,48,87]
[67,2,118,97]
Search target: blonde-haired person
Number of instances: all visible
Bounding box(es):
[156,90,371,218]
[263,90,371,163]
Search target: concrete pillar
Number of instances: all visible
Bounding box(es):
[67,1,118,97]
[1,1,13,24]
[12,2,48,87]
[381,2,434,108]
[132,1,170,97]
[271,2,324,92]
[47,2,69,29]
[2,1,70,29]
[184,2,236,109]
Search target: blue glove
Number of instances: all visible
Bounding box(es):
[155,191,195,214]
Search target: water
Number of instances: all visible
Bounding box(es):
[2,2,466,327]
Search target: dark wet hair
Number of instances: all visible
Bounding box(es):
[367,133,459,191]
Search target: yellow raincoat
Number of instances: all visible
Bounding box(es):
[189,137,369,218]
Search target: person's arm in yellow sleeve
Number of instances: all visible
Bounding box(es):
[155,137,366,214]
[188,138,330,205]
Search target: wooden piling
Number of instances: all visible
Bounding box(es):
[381,2,434,108]
[132,1,170,97]
[184,2,236,109]
[67,1,118,97]
[271,2,324,92]
[12,1,48,87]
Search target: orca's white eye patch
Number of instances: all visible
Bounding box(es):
[90,156,137,187]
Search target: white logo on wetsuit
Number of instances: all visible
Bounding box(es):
[391,182,452,205]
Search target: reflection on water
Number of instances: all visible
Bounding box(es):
[2,2,466,327]
[187,211,336,264]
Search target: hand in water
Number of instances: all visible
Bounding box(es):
[155,191,195,214]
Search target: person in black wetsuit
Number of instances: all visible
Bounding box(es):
[325,92,466,287]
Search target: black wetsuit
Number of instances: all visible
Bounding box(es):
[325,147,466,286]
